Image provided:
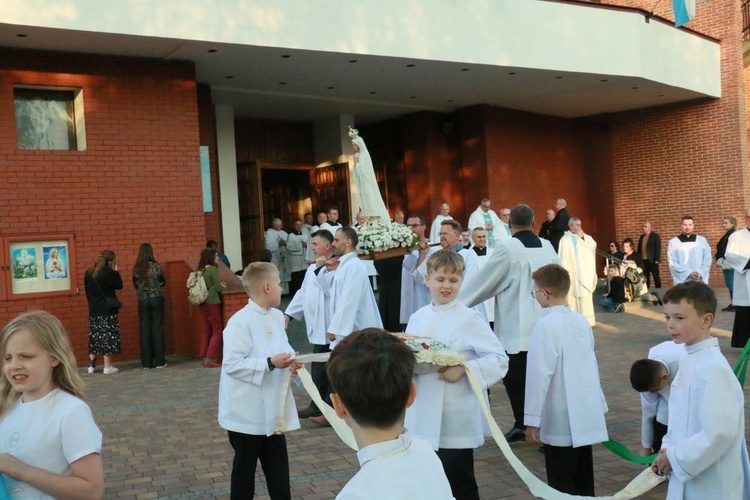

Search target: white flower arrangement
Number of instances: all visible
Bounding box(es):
[355,221,418,256]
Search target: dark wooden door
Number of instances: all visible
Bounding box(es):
[309,163,351,225]
[237,161,263,267]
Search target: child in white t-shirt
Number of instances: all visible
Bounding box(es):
[0,310,103,499]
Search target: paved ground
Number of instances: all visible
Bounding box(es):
[85,286,747,499]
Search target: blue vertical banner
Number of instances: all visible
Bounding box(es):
[673,0,695,27]
[200,145,213,212]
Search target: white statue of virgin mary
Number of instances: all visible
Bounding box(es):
[348,126,391,225]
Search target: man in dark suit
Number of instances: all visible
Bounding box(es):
[548,198,570,252]
[637,221,662,288]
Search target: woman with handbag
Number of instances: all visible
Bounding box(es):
[84,249,123,374]
[197,248,226,367]
[133,243,167,369]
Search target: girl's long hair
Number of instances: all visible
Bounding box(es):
[133,243,157,279]
[89,250,116,278]
[0,311,86,418]
[198,248,216,271]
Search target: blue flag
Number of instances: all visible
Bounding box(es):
[673,0,696,27]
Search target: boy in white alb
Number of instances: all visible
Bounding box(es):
[629,340,686,456]
[218,262,302,500]
[652,281,750,499]
[327,328,452,500]
[524,264,608,496]
[405,249,508,500]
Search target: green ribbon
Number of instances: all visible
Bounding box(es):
[603,440,658,464]
[733,337,750,387]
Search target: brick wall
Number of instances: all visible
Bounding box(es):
[599,0,748,287]
[0,49,207,364]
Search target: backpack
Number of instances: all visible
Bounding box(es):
[186,269,209,305]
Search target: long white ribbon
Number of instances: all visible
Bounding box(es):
[293,354,666,499]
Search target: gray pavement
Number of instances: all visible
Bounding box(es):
[85,286,747,499]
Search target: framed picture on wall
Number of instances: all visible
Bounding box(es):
[3,234,77,298]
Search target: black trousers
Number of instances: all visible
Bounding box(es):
[288,270,305,298]
[436,448,479,500]
[503,351,527,430]
[642,260,661,289]
[308,343,331,409]
[544,444,594,496]
[138,296,165,368]
[227,431,290,500]
[732,306,750,348]
[652,421,668,454]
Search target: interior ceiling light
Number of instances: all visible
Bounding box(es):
[327,86,335,90]
[207,49,217,53]
[279,82,286,85]
[406,64,415,68]
[508,72,516,75]
[281,54,291,58]
[16,34,27,38]
[349,60,357,63]
[225,75,234,79]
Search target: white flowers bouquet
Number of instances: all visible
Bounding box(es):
[355,221,417,256]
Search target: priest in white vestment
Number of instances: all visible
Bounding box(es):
[285,220,309,298]
[667,216,712,285]
[725,209,750,347]
[460,205,560,442]
[429,203,453,244]
[264,218,291,294]
[467,198,504,248]
[468,228,495,324]
[319,207,343,237]
[323,226,382,348]
[557,218,598,326]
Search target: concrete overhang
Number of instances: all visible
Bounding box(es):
[0,0,721,123]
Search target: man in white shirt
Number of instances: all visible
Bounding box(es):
[285,229,336,419]
[667,215,712,285]
[325,226,383,346]
[558,217,598,326]
[319,206,343,237]
[468,198,504,248]
[498,207,512,239]
[400,214,437,329]
[429,202,453,244]
[264,218,291,294]
[461,205,560,442]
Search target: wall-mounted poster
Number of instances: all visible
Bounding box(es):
[11,247,38,281]
[43,246,68,279]
[9,237,73,295]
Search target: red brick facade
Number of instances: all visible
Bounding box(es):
[0,49,208,363]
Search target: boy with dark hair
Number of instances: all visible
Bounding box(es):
[652,281,750,498]
[327,328,452,499]
[405,249,508,500]
[525,263,608,496]
[629,340,685,456]
[218,262,301,499]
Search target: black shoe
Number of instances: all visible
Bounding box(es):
[297,406,322,419]
[504,427,526,443]
[722,304,736,312]
[538,445,545,453]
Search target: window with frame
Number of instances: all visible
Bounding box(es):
[14,85,87,151]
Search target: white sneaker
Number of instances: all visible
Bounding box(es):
[103,366,119,375]
[156,363,168,369]
[87,366,95,374]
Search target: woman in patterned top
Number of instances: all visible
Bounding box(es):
[132,243,167,369]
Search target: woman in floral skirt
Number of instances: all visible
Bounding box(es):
[84,249,123,374]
